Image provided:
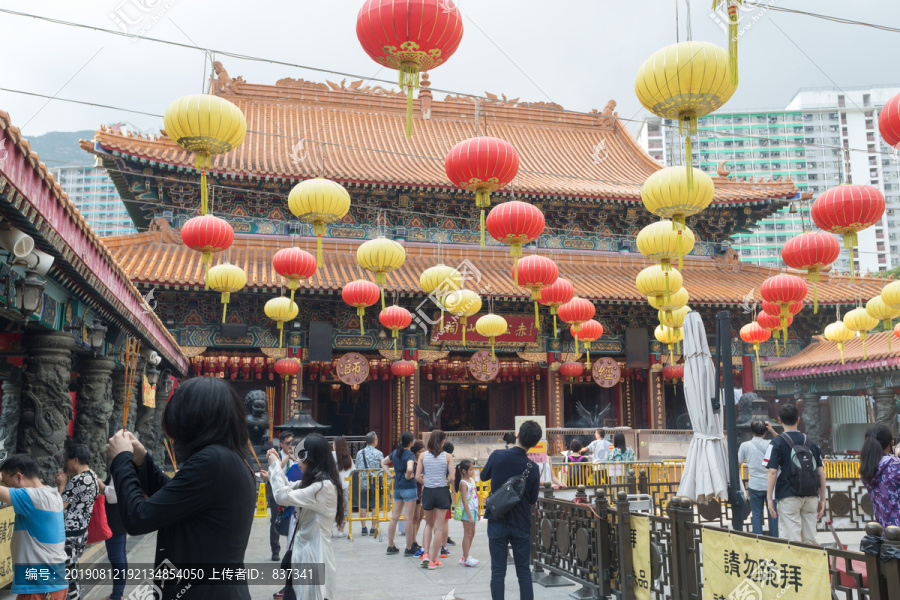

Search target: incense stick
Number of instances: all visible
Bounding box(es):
[163,438,177,471]
[247,439,262,471]
[122,337,142,429]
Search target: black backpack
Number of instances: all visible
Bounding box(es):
[780,432,819,497]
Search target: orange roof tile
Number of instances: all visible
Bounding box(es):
[763,331,900,379]
[86,65,795,204]
[103,229,883,306]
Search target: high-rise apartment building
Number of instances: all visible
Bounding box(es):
[637,85,900,273]
[51,166,136,237]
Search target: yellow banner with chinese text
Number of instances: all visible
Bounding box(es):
[702,527,830,600]
[631,514,651,600]
[142,372,156,408]
[0,505,15,587]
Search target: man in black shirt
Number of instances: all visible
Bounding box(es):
[480,420,542,600]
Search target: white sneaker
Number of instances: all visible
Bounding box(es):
[458,557,467,566]
[464,557,479,567]
[334,530,347,538]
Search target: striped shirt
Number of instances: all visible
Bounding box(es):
[9,486,67,594]
[422,451,448,489]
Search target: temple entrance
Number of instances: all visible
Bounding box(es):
[317,383,371,437]
[562,384,618,429]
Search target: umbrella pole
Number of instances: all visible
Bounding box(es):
[716,310,747,531]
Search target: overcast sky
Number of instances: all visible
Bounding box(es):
[1,0,897,156]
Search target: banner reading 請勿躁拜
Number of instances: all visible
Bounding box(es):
[702,527,830,600]
[631,514,651,600]
[0,506,15,587]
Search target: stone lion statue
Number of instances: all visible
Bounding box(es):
[244,390,270,449]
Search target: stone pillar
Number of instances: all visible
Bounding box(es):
[800,393,825,449]
[153,384,169,467]
[110,360,144,438]
[873,387,899,438]
[73,357,115,479]
[0,369,23,461]
[135,380,167,466]
[19,329,75,483]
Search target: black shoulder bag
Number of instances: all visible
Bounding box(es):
[485,462,532,520]
[281,517,298,600]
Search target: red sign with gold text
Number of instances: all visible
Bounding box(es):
[431,314,538,344]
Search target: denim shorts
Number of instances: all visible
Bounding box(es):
[394,486,418,502]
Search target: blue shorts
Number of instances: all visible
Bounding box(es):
[394,486,418,502]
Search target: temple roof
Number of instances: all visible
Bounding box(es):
[83,63,797,206]
[101,222,883,307]
[763,331,900,379]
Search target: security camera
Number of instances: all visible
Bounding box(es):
[15,249,54,276]
[0,227,35,259]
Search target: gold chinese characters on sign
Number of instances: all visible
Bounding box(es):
[592,357,620,388]
[468,350,499,382]
[336,353,369,385]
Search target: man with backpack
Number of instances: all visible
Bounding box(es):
[765,403,827,544]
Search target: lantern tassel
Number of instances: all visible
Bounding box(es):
[399,62,419,139]
[838,342,845,364]
[197,152,211,215]
[462,317,467,346]
[278,324,284,349]
[491,339,495,358]
[534,301,540,329]
[844,232,858,284]
[357,306,365,335]
[202,252,211,290]
[221,292,229,324]
[678,231,684,270]
[553,314,558,339]
[381,288,386,311]
[440,308,444,332]
[754,344,759,364]
[586,343,591,366]
[726,1,740,86]
[669,343,674,365]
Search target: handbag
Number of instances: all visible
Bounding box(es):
[281,524,297,600]
[485,462,532,521]
[275,506,293,537]
[451,484,471,521]
[87,487,112,544]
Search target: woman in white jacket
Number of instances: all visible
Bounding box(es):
[266,433,343,600]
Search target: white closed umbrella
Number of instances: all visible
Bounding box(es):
[675,311,737,503]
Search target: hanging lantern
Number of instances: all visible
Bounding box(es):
[866,296,900,352]
[572,319,603,364]
[823,321,855,365]
[356,0,463,138]
[811,185,885,283]
[288,178,352,265]
[641,166,714,236]
[878,91,900,149]
[444,289,481,345]
[475,313,508,357]
[760,274,808,342]
[635,42,737,185]
[272,248,317,304]
[757,311,791,356]
[163,94,247,215]
[662,364,685,385]
[636,220,696,272]
[391,360,417,377]
[206,262,246,323]
[659,306,691,329]
[882,280,900,310]
[781,231,840,314]
[264,296,299,348]
[762,299,803,319]
[558,297,596,354]
[559,361,583,391]
[740,322,771,363]
[895,322,900,342]
[538,277,575,338]
[711,1,743,85]
[843,307,878,360]
[445,137,520,245]
[274,358,301,381]
[420,264,464,331]
[357,236,406,309]
[379,305,412,356]
[655,325,683,363]
[636,265,683,307]
[485,201,545,284]
[648,287,690,324]
[516,255,558,328]
[342,280,381,335]
[181,215,235,285]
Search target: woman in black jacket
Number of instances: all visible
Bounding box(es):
[107,377,257,600]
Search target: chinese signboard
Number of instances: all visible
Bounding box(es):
[631,514,651,600]
[621,378,634,428]
[648,368,665,430]
[432,314,538,346]
[549,369,563,429]
[0,506,14,587]
[336,353,370,385]
[468,350,499,381]
[702,527,829,600]
[592,357,620,388]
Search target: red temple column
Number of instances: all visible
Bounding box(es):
[742,355,754,393]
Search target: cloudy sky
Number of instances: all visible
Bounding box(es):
[1,0,897,150]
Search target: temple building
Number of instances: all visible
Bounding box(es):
[79,63,885,448]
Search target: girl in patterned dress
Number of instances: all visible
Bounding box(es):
[859,424,900,528]
[55,441,98,600]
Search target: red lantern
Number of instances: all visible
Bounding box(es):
[356,0,463,138]
[757,311,793,356]
[811,185,885,282]
[181,215,235,283]
[558,297,596,354]
[380,306,412,356]
[740,322,771,363]
[662,364,684,382]
[761,299,802,317]
[445,137,520,245]
[391,360,416,377]
[878,91,900,148]
[559,361,583,391]
[342,280,381,335]
[894,322,900,341]
[538,277,575,338]
[515,255,558,328]
[273,248,317,304]
[572,319,604,364]
[781,231,840,313]
[485,201,545,284]
[760,274,807,341]
[274,358,301,380]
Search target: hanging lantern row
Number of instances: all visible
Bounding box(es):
[486,201,545,284]
[538,277,575,338]
[882,281,900,352]
[810,185,885,283]
[824,320,854,365]
[866,296,900,352]
[780,231,840,314]
[572,319,603,364]
[760,274,807,342]
[558,297,595,354]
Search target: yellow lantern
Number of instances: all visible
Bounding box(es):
[636,265,683,306]
[843,307,878,360]
[357,236,406,309]
[288,178,352,265]
[655,324,684,364]
[637,220,697,271]
[883,280,900,310]
[264,296,299,348]
[659,306,691,329]
[635,42,736,186]
[641,166,715,245]
[866,296,900,351]
[824,320,855,364]
[444,289,482,346]
[164,94,247,215]
[475,313,508,357]
[420,264,463,331]
[648,287,689,312]
[206,263,247,323]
